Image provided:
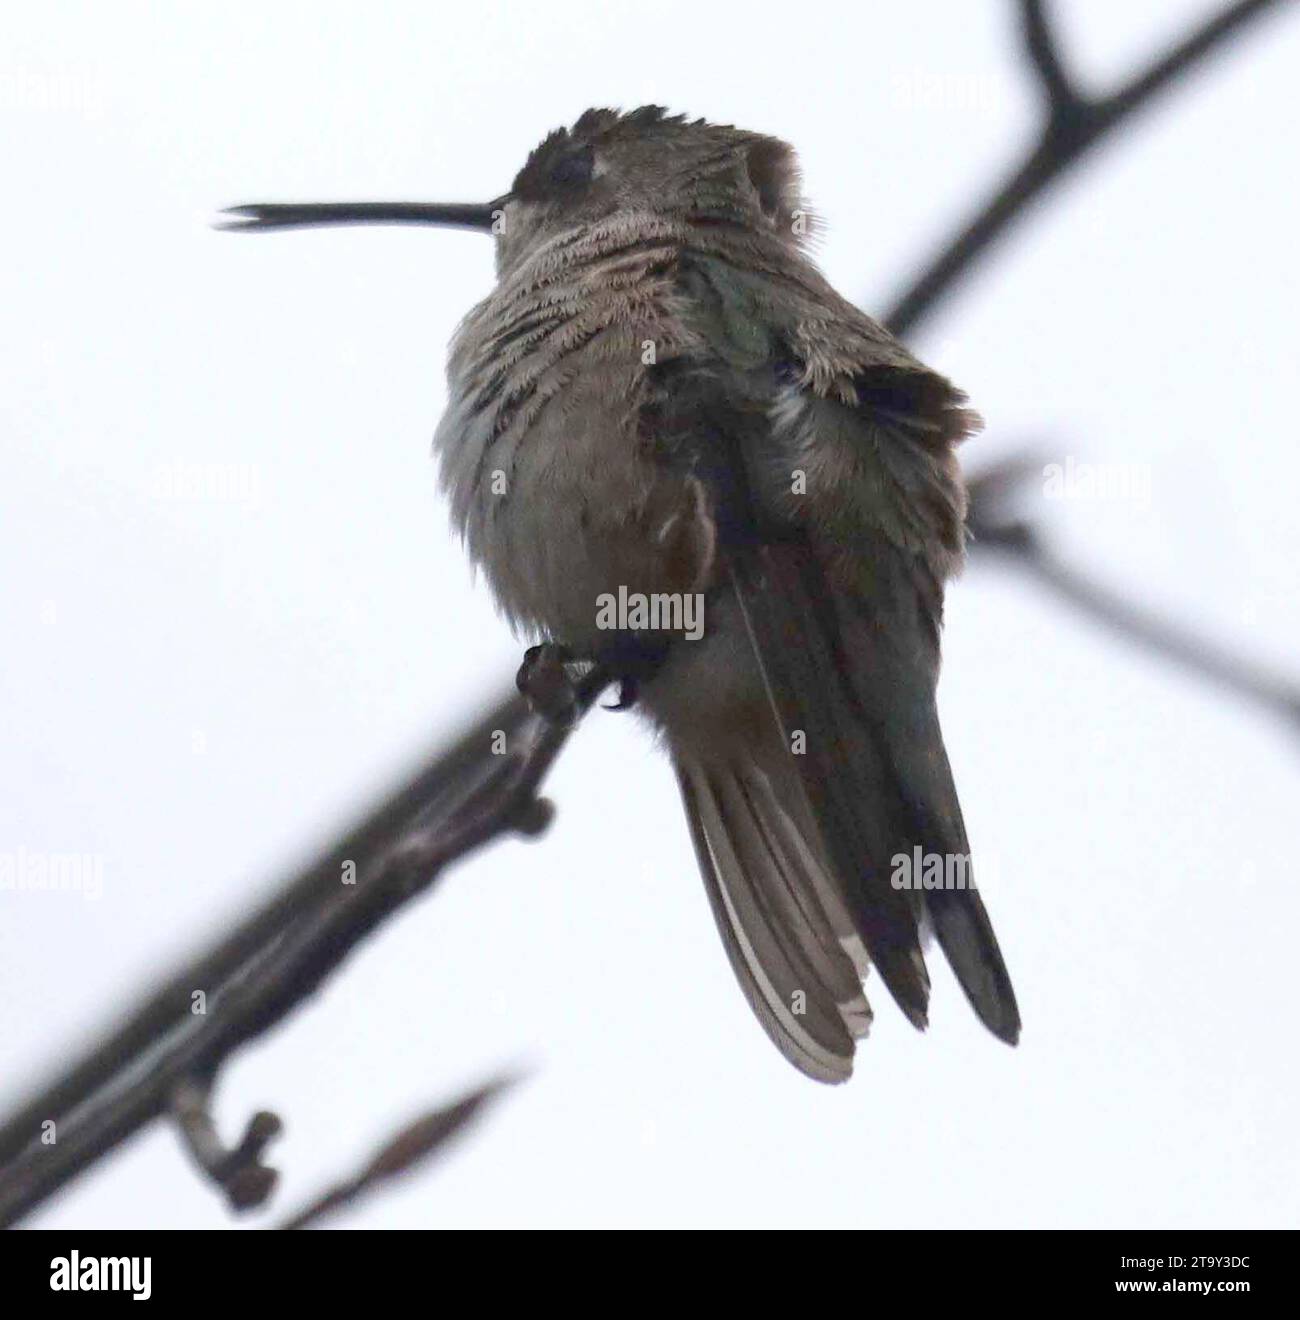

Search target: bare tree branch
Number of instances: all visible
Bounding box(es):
[966,458,1300,731]
[885,0,1287,337]
[0,661,609,1227]
[0,689,535,1173]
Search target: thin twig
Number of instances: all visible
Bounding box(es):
[170,1077,282,1212]
[885,0,1287,337]
[966,458,1300,731]
[278,1075,521,1229]
[1021,0,1086,119]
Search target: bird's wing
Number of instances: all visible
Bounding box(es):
[659,249,1020,1047]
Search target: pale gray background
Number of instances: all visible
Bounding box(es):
[2,0,1297,1228]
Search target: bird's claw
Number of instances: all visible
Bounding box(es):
[516,643,579,725]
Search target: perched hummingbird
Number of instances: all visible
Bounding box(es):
[224,107,1020,1081]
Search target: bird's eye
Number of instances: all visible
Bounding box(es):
[549,145,594,187]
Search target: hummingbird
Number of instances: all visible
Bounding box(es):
[223,106,1020,1082]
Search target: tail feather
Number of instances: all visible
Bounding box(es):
[676,758,871,1082]
[728,547,934,1028]
[719,771,873,1035]
[727,539,1020,1046]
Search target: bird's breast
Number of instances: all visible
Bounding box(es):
[432,240,708,648]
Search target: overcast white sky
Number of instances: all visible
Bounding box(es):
[2,0,1297,1229]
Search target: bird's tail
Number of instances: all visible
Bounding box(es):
[670,537,1020,1081]
[673,752,872,1083]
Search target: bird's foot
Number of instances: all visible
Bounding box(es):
[604,676,640,711]
[516,642,580,725]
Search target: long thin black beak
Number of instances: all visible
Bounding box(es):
[217,201,500,233]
